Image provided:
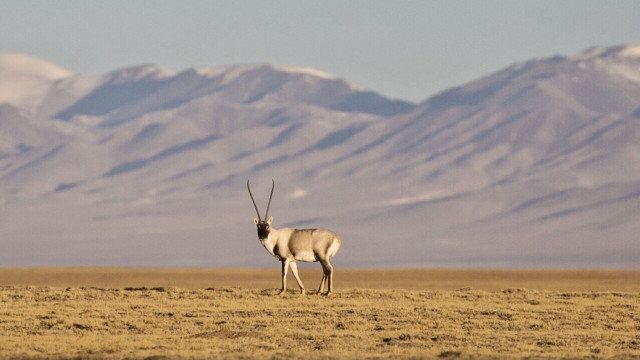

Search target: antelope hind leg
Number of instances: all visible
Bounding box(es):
[319,258,334,296]
[317,264,327,294]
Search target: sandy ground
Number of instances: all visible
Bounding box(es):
[1,268,639,359]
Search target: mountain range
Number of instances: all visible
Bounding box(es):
[1,45,638,267]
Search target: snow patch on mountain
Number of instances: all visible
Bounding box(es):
[271,64,337,79]
[0,53,74,110]
[0,53,72,80]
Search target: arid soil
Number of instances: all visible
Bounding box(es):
[1,269,639,359]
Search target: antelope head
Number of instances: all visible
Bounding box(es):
[247,179,274,240]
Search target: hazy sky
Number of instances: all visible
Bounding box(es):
[1,1,638,102]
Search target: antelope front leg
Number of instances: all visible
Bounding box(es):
[278,259,290,295]
[289,262,305,295]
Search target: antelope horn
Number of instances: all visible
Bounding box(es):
[247,180,261,221]
[264,179,275,220]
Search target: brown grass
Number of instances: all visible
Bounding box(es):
[1,268,639,359]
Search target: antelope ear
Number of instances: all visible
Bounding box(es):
[266,217,273,225]
[253,218,259,225]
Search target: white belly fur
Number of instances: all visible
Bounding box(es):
[295,250,317,262]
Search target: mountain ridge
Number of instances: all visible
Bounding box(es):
[0,45,638,267]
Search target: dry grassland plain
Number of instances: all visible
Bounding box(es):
[1,268,639,359]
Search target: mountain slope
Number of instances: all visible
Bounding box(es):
[329,44,640,266]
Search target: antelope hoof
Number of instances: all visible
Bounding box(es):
[277,289,286,296]
[300,289,306,295]
[323,291,332,296]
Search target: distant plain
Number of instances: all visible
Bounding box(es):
[2,267,640,291]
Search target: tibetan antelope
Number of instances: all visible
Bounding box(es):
[247,180,341,295]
